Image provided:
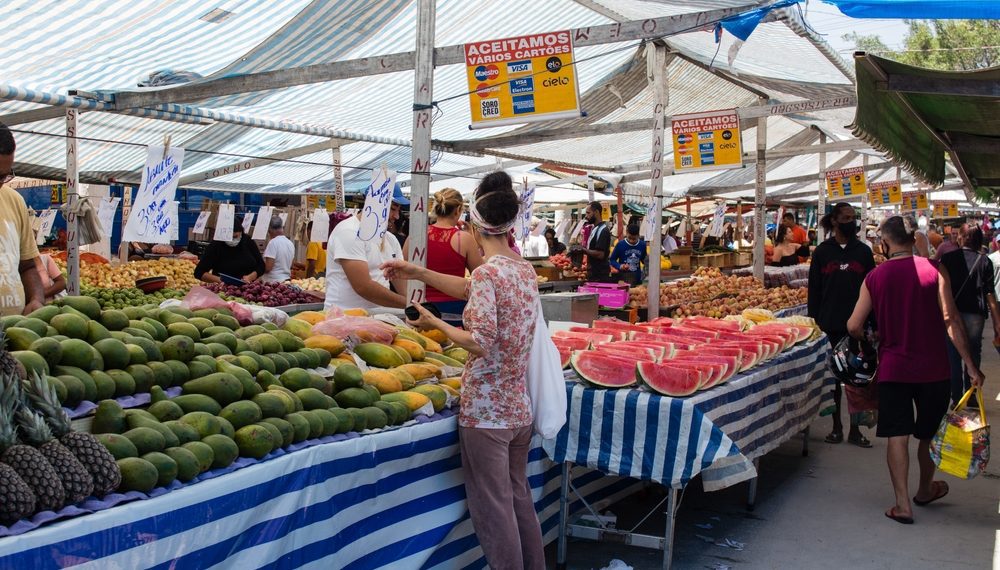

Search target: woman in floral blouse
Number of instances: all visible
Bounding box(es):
[382,171,543,569]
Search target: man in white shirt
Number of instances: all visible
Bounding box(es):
[662,228,678,255]
[261,216,295,282]
[989,235,1000,303]
[523,218,549,258]
[325,188,409,311]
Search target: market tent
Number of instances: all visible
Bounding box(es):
[852,53,1000,197]
[0,0,871,203]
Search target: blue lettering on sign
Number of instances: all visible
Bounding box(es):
[507,60,531,75]
[512,95,535,114]
[698,142,714,152]
[510,77,534,94]
[700,153,716,165]
[698,132,714,141]
[474,66,490,81]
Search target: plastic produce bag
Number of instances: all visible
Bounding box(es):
[180,286,253,325]
[527,299,567,439]
[930,387,990,479]
[312,316,397,344]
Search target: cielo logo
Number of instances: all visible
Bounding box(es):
[474,64,500,81]
[542,76,569,87]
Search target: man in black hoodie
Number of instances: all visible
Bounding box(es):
[808,203,876,447]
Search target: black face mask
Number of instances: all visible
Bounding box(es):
[838,221,857,239]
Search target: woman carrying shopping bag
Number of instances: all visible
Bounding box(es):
[382,170,545,570]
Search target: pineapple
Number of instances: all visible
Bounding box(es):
[22,373,120,495]
[0,332,25,382]
[17,407,94,504]
[0,379,35,524]
[0,375,65,512]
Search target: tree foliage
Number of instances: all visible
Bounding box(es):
[844,20,1000,70]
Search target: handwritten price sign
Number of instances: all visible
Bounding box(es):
[122,145,184,244]
[357,168,397,242]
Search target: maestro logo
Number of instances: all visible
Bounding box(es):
[474,64,500,82]
[545,56,563,73]
[677,134,693,144]
[721,130,733,140]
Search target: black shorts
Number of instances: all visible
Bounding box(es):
[876,381,950,440]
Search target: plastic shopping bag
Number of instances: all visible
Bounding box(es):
[526,300,567,439]
[930,387,990,479]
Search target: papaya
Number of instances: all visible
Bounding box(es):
[392,338,426,361]
[353,343,404,369]
[219,401,263,430]
[362,370,403,395]
[13,350,49,378]
[291,311,326,326]
[6,327,40,351]
[423,352,464,368]
[281,318,313,341]
[411,385,448,413]
[303,334,346,357]
[396,362,441,382]
[381,391,432,413]
[28,337,62,368]
[394,328,428,349]
[389,345,412,364]
[441,377,462,391]
[443,347,469,364]
[182,373,243,406]
[387,368,417,390]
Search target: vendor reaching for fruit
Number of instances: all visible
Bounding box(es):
[381,170,544,570]
[572,201,612,282]
[193,220,265,284]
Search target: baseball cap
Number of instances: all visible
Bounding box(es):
[392,184,410,206]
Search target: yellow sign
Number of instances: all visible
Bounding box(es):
[826,167,867,198]
[867,180,902,205]
[465,31,581,128]
[671,109,743,172]
[601,203,611,222]
[50,184,65,204]
[902,192,929,211]
[933,202,959,218]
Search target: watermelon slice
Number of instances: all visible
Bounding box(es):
[669,327,719,341]
[556,345,572,369]
[698,348,745,377]
[554,330,616,344]
[596,345,658,361]
[612,341,675,360]
[745,334,785,354]
[592,320,640,333]
[553,337,590,351]
[756,323,812,343]
[711,342,763,371]
[570,351,637,388]
[648,317,675,327]
[636,362,701,397]
[681,318,741,332]
[670,356,736,388]
[633,332,701,349]
[569,326,628,341]
[746,329,794,350]
[665,358,719,388]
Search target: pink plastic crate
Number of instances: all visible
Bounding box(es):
[578,282,630,309]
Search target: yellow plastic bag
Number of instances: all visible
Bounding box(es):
[930,387,990,479]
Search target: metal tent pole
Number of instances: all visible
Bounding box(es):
[405,0,436,306]
[65,110,80,295]
[646,44,669,321]
[332,143,345,212]
[817,132,827,242]
[752,107,767,282]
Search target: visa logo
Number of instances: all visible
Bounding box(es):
[508,60,532,75]
[698,132,714,140]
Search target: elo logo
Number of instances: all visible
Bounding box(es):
[542,77,569,87]
[474,64,500,82]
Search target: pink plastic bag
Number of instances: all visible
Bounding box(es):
[181,286,254,325]
[312,316,397,344]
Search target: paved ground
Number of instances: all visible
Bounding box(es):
[545,332,1000,570]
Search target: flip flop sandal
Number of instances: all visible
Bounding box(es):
[913,481,949,506]
[848,434,873,448]
[885,507,914,525]
[824,432,844,444]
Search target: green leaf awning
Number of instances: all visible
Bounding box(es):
[852,54,1000,195]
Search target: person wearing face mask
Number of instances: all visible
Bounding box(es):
[571,201,612,282]
[194,218,266,284]
[609,223,647,286]
[808,203,877,447]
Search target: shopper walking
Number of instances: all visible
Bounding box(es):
[382,170,544,570]
[847,215,983,524]
[402,187,483,324]
[808,203,876,447]
[939,225,1000,404]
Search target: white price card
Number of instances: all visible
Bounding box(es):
[310,208,330,243]
[122,145,184,244]
[192,211,211,235]
[36,209,58,245]
[357,168,397,242]
[253,206,274,241]
[570,218,586,240]
[277,212,288,230]
[169,201,179,240]
[709,202,726,237]
[213,203,235,242]
[242,211,255,234]
[96,196,120,235]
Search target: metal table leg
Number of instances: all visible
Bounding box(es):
[746,457,760,511]
[802,425,810,457]
[556,461,571,570]
[662,487,680,570]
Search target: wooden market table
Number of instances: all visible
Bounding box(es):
[545,336,832,570]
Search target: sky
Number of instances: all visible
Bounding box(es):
[800,0,911,56]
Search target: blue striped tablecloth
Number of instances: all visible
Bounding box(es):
[0,412,641,569]
[543,337,832,491]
